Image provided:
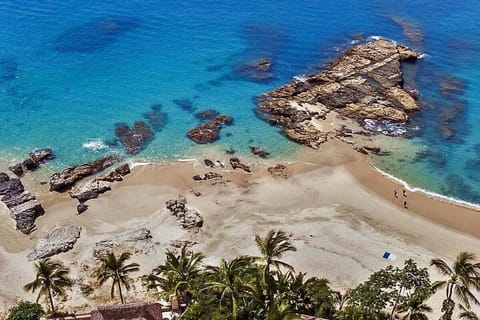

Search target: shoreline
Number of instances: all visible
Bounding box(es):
[1,140,480,317]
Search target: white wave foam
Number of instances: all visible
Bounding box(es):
[82,138,108,151]
[293,75,308,82]
[128,161,152,169]
[370,163,480,210]
[368,35,396,45]
[418,53,429,59]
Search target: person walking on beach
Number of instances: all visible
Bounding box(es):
[403,201,408,209]
[403,189,407,197]
[394,190,398,198]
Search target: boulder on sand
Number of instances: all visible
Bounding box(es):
[27,226,82,260]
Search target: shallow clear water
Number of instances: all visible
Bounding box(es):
[1,1,480,203]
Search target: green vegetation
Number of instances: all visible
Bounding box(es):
[6,301,44,320]
[21,230,480,320]
[23,258,72,314]
[93,251,140,304]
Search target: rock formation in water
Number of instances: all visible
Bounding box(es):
[235,57,273,82]
[27,226,82,260]
[256,40,420,149]
[115,121,154,155]
[0,173,45,234]
[9,148,54,177]
[187,115,233,144]
[49,156,118,192]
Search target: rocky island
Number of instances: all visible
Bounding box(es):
[256,39,419,149]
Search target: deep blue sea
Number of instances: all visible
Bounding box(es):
[1,1,480,204]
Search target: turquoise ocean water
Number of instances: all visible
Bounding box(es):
[1,1,480,204]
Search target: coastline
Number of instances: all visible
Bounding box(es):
[1,139,480,317]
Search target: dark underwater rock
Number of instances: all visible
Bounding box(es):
[235,57,273,82]
[195,109,220,121]
[49,156,118,192]
[389,16,424,44]
[413,148,446,168]
[54,17,140,53]
[0,57,17,83]
[143,104,168,132]
[115,121,154,155]
[187,115,233,144]
[0,173,45,234]
[173,99,196,112]
[249,146,270,158]
[230,157,251,173]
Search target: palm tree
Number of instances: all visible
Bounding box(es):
[459,305,479,320]
[430,252,480,319]
[94,251,140,304]
[265,301,299,320]
[24,258,72,314]
[255,230,297,298]
[397,296,432,320]
[202,256,253,319]
[149,244,204,306]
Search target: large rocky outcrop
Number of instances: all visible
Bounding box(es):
[187,115,233,144]
[0,173,45,234]
[27,226,82,260]
[115,121,154,154]
[94,228,152,256]
[257,40,420,149]
[166,196,203,231]
[49,156,118,192]
[9,148,54,177]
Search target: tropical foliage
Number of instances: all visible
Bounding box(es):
[22,231,480,320]
[6,301,44,320]
[23,258,72,314]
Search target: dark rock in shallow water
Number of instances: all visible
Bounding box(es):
[195,109,220,121]
[437,104,465,140]
[0,173,45,234]
[115,163,131,176]
[49,156,118,192]
[249,146,270,158]
[143,104,168,132]
[9,148,54,177]
[173,99,196,112]
[235,57,273,82]
[115,121,154,155]
[187,115,233,144]
[466,160,480,170]
[439,75,466,97]
[413,148,446,168]
[230,157,251,173]
[389,16,424,44]
[54,17,140,53]
[443,174,479,203]
[0,56,17,83]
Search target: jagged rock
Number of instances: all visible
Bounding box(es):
[49,156,118,192]
[230,157,251,173]
[256,40,420,149]
[9,148,54,177]
[267,164,288,179]
[363,146,381,154]
[187,115,233,144]
[77,203,89,214]
[204,159,215,167]
[0,174,44,234]
[249,146,270,158]
[115,163,131,176]
[168,239,198,249]
[166,196,203,231]
[94,228,152,256]
[27,226,82,260]
[98,171,123,182]
[69,180,111,203]
[115,121,154,154]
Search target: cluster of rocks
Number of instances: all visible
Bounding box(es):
[256,40,420,149]
[203,159,224,168]
[165,196,203,231]
[94,228,153,257]
[192,172,223,182]
[9,148,54,177]
[230,157,251,173]
[390,16,424,44]
[0,172,45,234]
[27,226,82,260]
[187,115,233,144]
[267,164,288,179]
[69,164,131,214]
[115,121,154,155]
[49,156,118,192]
[235,57,273,82]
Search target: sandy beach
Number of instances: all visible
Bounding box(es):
[1,140,480,317]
